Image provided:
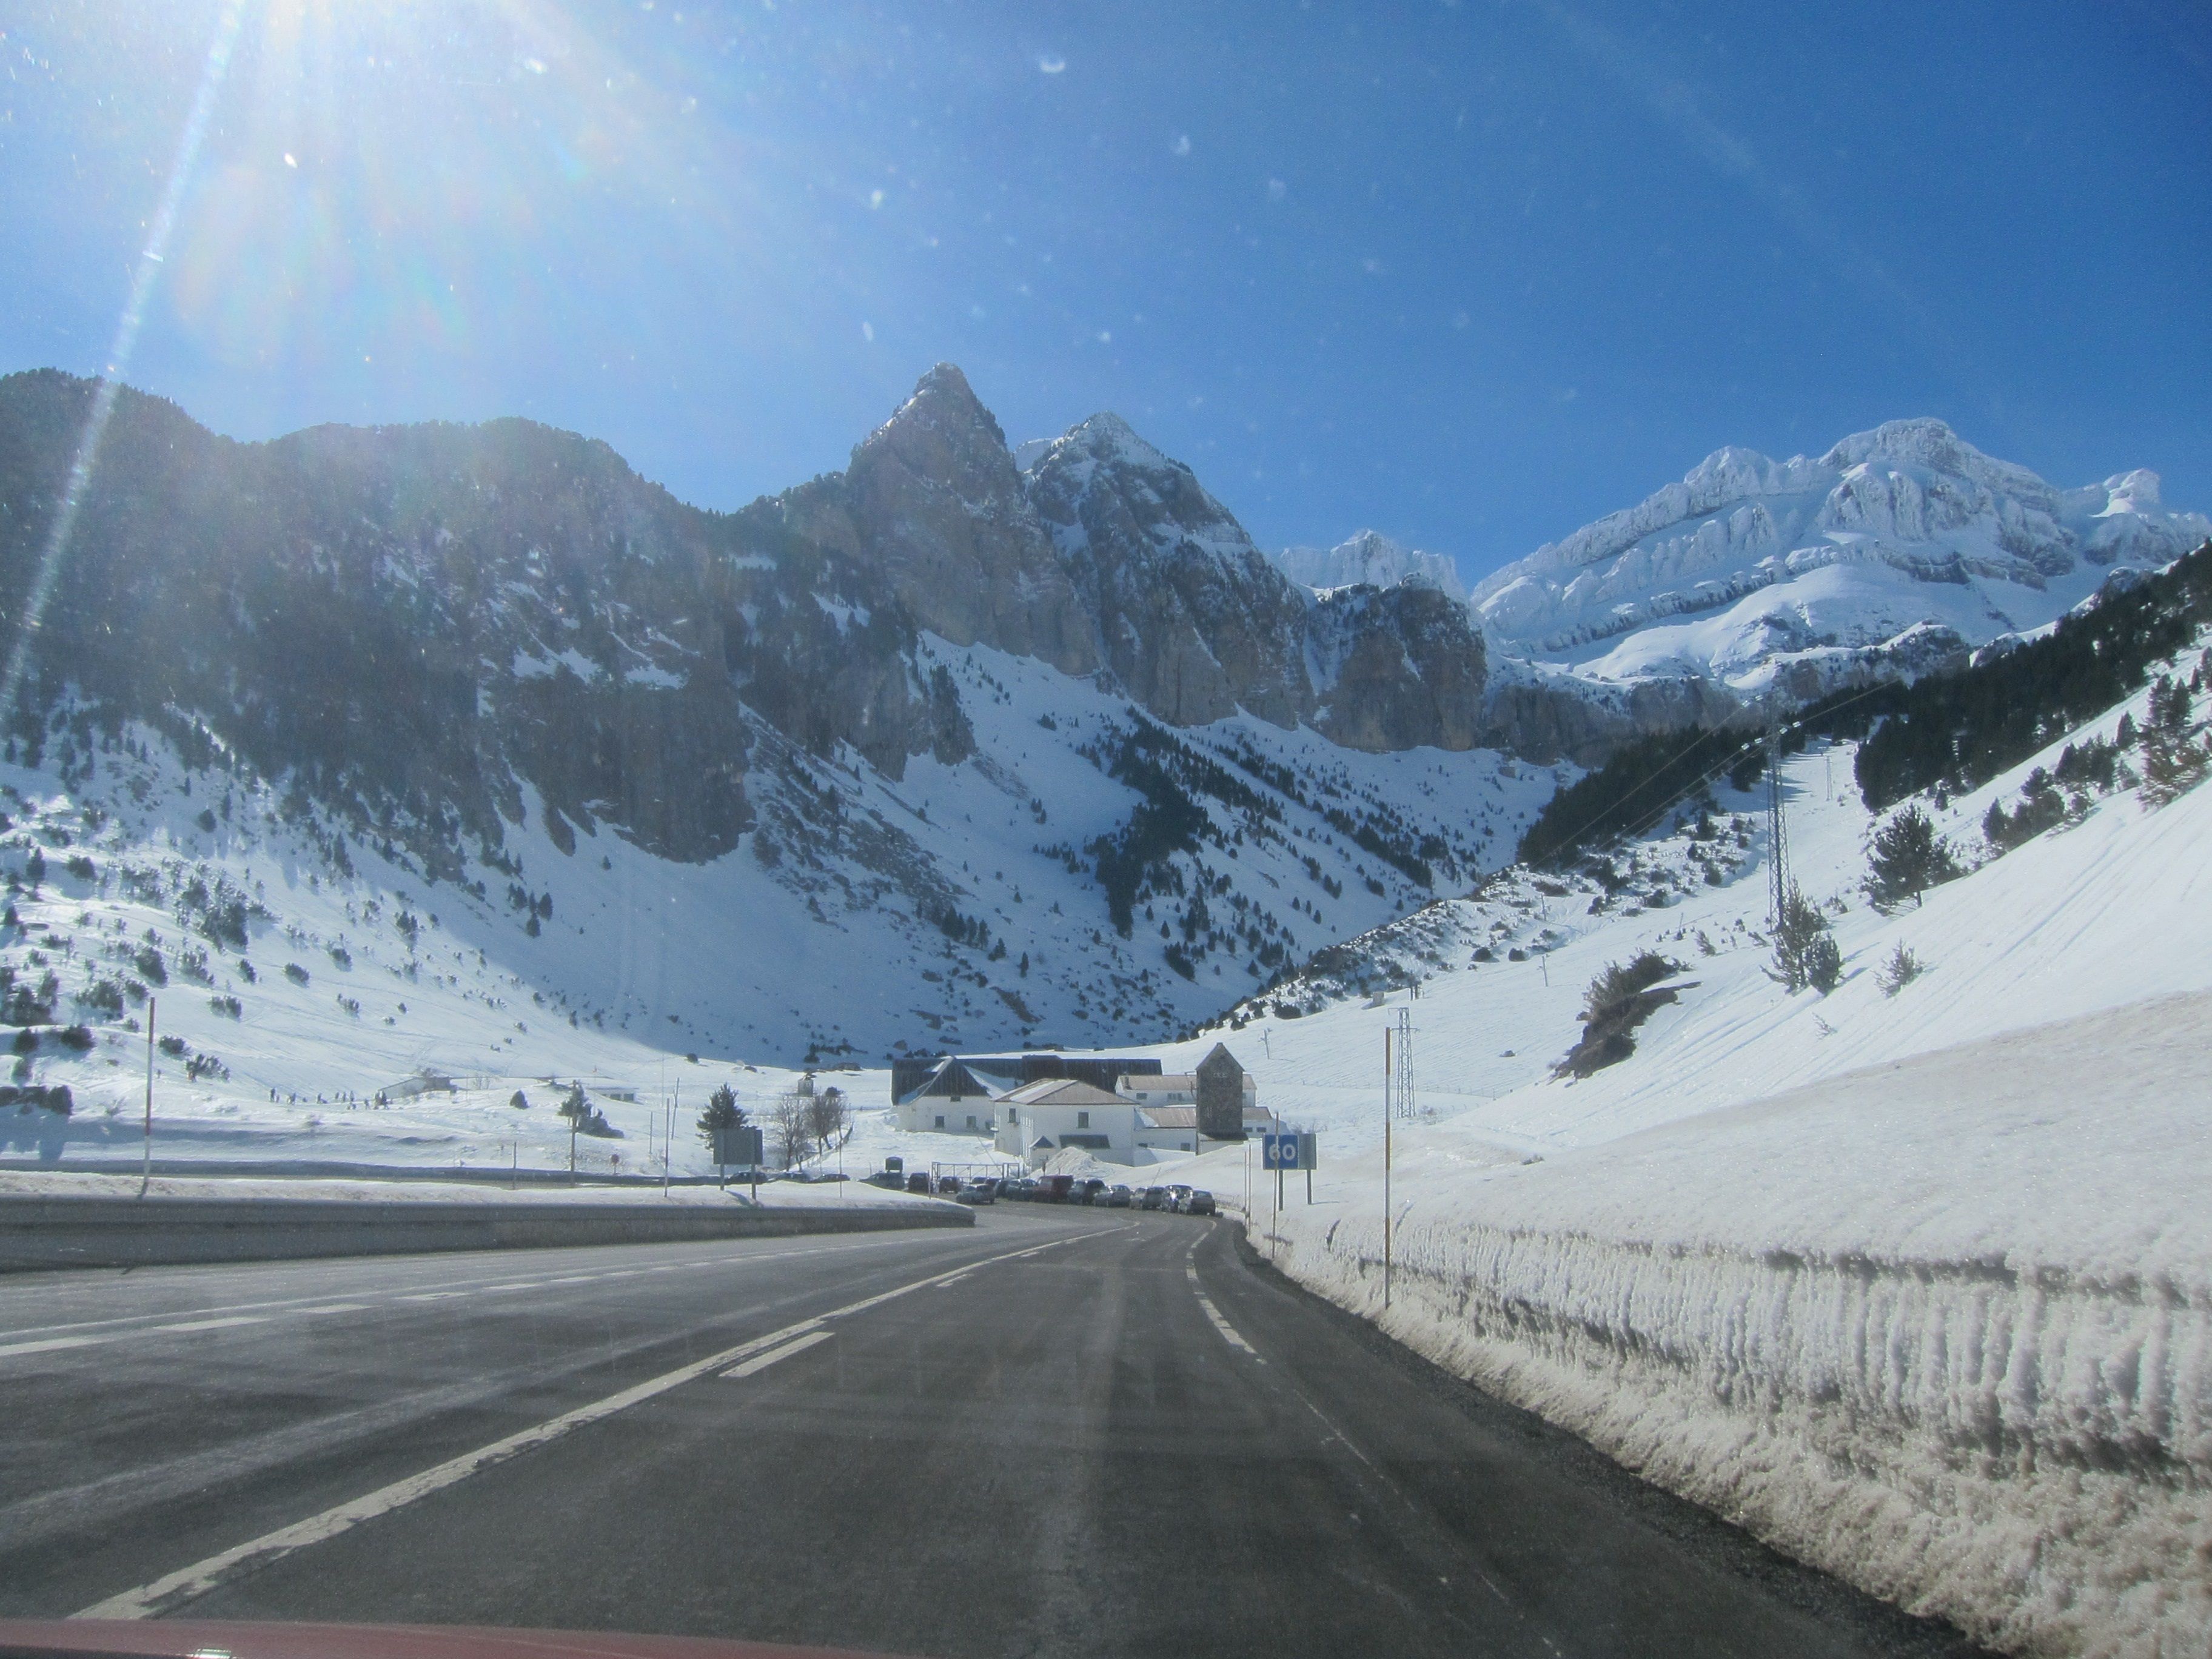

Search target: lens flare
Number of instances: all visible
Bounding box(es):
[1,0,249,722]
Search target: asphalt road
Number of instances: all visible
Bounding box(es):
[0,1208,1984,1658]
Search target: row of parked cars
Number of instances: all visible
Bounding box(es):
[862,1168,1216,1214]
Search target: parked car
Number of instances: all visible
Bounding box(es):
[1165,1184,1194,1213]
[1186,1189,1216,1216]
[1138,1186,1167,1210]
[862,1170,902,1190]
[955,1179,996,1206]
[936,1174,964,1195]
[905,1171,933,1194]
[1105,1185,1133,1208]
[1036,1174,1074,1203]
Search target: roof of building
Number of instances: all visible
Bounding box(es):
[1140,1104,1279,1130]
[1197,1042,1244,1077]
[1119,1072,1256,1093]
[897,1057,1014,1105]
[1000,1078,1127,1108]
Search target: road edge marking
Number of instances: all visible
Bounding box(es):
[1186,1248,1264,1362]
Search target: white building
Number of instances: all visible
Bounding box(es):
[1131,1102,1281,1155]
[993,1079,1136,1166]
[892,1056,1023,1134]
[1118,1070,1258,1115]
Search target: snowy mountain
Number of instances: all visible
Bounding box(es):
[1473,417,2210,695]
[1273,530,1467,604]
[0,366,1567,1068]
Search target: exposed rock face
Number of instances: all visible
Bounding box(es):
[1022,411,1489,748]
[1310,585,1487,752]
[0,370,956,873]
[781,365,1098,676]
[0,361,1497,913]
[1024,413,1311,728]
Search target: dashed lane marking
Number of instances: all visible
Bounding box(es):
[0,1335,103,1359]
[721,1327,834,1378]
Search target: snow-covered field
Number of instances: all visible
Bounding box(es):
[1125,663,2212,1657]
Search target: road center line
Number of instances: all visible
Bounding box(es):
[721,1328,834,1378]
[149,1316,269,1335]
[73,1224,1117,1621]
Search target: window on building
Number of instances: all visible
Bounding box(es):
[965,1114,976,1128]
[1076,1110,1090,1128]
[934,1114,945,1128]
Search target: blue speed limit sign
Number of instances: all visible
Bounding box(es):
[1264,1133,1301,1170]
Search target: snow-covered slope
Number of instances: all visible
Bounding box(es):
[1473,418,2210,694]
[1274,530,1467,603]
[1110,627,2212,1657]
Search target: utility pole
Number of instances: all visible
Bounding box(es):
[138,997,155,1198]
[1382,1024,1393,1310]
[1395,1005,1415,1122]
[665,1087,675,1196]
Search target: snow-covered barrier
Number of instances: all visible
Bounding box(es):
[0,1191,970,1271]
[1262,994,2212,1658]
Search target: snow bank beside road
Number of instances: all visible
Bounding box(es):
[1254,996,2212,1658]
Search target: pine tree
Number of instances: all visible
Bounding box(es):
[1771,883,1838,993]
[1866,805,1960,910]
[697,1082,744,1156]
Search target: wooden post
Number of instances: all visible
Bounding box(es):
[1383,1025,1392,1309]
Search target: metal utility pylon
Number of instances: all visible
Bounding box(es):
[1395,1005,1415,1121]
[1765,709,1790,929]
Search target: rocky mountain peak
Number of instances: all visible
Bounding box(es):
[783,366,1100,675]
[1276,530,1468,604]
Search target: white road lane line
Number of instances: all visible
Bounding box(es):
[0,1335,104,1359]
[720,1328,834,1379]
[293,1303,372,1317]
[395,1293,469,1304]
[73,1224,1116,1621]
[148,1316,269,1335]
[1186,1258,1264,1362]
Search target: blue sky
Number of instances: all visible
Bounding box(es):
[1,1,2207,585]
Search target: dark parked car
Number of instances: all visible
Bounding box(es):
[1138,1186,1167,1210]
[905,1171,933,1194]
[1105,1185,1133,1208]
[936,1174,964,1195]
[1186,1189,1216,1216]
[1036,1174,1074,1203]
[1165,1184,1194,1213]
[862,1170,902,1190]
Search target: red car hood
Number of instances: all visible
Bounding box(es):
[0,1624,900,1659]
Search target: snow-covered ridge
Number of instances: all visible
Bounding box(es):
[1473,417,2210,692]
[1274,530,1467,603]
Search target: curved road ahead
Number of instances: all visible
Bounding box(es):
[0,1209,1982,1657]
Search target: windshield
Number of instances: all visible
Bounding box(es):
[0,5,2205,1658]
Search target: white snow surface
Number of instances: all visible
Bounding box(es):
[1117,654,2212,1657]
[1274,530,1468,603]
[1472,418,2210,693]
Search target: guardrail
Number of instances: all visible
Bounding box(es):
[0,1193,971,1272]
